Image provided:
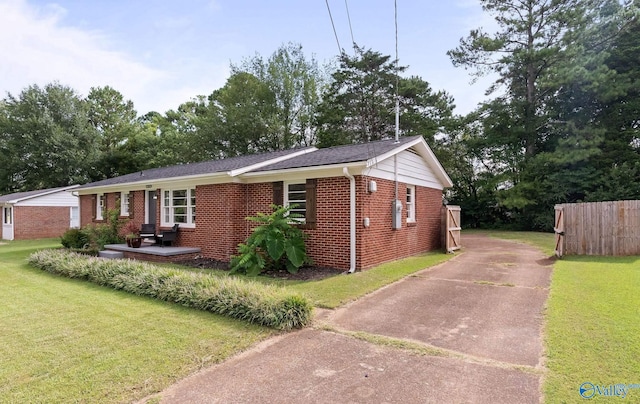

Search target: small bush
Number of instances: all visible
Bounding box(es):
[68,247,100,256]
[78,208,126,250]
[230,205,311,276]
[61,228,88,249]
[118,220,139,239]
[28,249,313,330]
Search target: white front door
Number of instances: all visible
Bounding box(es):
[2,206,14,240]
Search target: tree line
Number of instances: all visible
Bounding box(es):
[1,0,638,231]
[0,42,455,192]
[446,0,639,230]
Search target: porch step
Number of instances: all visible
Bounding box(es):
[98,250,125,259]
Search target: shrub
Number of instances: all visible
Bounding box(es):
[61,228,88,249]
[28,249,313,330]
[118,220,139,239]
[68,247,100,256]
[230,205,311,276]
[78,208,126,250]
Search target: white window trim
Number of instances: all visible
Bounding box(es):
[161,188,196,228]
[96,194,105,221]
[3,206,12,225]
[406,185,416,223]
[120,192,130,217]
[283,181,307,223]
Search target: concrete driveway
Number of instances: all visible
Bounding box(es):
[143,233,553,404]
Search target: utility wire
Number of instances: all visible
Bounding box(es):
[344,0,356,53]
[325,0,342,54]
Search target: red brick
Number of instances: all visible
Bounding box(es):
[10,206,72,239]
[80,176,444,271]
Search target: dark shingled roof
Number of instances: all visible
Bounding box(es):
[76,136,424,189]
[252,136,421,172]
[0,186,77,203]
[77,148,313,189]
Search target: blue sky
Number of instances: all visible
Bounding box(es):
[0,0,497,116]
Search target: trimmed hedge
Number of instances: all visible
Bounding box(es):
[28,250,313,330]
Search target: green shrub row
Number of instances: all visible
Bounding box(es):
[28,250,313,330]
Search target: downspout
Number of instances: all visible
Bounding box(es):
[342,167,357,273]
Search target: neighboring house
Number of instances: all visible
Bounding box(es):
[76,136,453,271]
[1,185,80,241]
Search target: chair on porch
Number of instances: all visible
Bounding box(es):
[139,224,156,240]
[156,224,179,247]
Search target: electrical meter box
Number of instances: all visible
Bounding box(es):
[392,199,403,229]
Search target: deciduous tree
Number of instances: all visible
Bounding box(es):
[0,83,98,193]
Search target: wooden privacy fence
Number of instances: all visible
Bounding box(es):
[554,200,640,257]
[442,205,461,253]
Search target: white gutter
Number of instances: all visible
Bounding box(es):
[342,167,357,273]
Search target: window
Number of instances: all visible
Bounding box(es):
[285,183,307,222]
[3,207,12,225]
[96,194,105,220]
[162,188,196,226]
[273,180,316,229]
[120,192,130,216]
[406,186,416,223]
[70,207,79,228]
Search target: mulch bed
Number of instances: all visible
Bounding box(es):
[175,257,344,281]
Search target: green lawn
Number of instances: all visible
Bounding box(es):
[22,230,639,403]
[0,239,275,403]
[461,231,640,402]
[544,255,640,402]
[7,232,638,403]
[1,238,453,402]
[284,253,452,308]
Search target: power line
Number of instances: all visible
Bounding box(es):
[344,0,356,53]
[325,0,342,54]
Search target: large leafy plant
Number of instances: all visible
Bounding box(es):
[230,205,311,276]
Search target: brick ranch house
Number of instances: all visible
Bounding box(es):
[76,136,453,271]
[1,185,80,241]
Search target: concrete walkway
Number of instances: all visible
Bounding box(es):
[143,234,553,403]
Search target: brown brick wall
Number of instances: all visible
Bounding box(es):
[179,183,247,261]
[79,194,94,226]
[81,191,146,225]
[356,177,443,269]
[240,178,351,269]
[13,206,71,239]
[79,176,443,271]
[128,190,146,224]
[305,177,352,269]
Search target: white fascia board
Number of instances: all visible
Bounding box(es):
[367,167,445,190]
[226,147,318,177]
[366,137,423,168]
[240,162,366,183]
[367,137,453,188]
[11,185,80,203]
[76,173,230,195]
[415,140,454,188]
